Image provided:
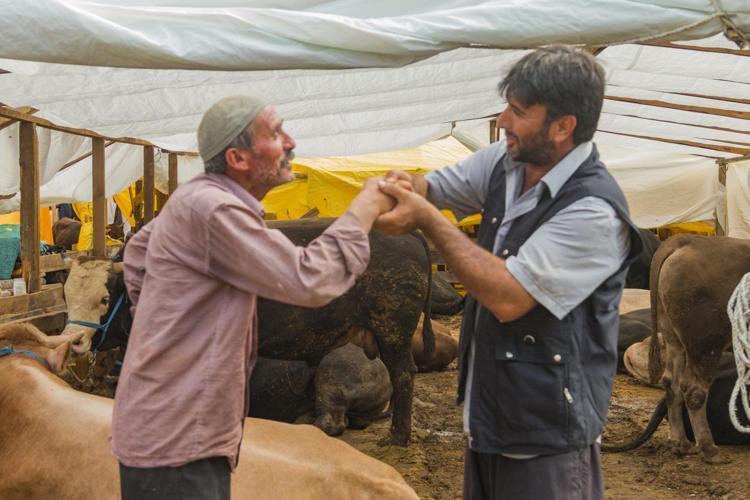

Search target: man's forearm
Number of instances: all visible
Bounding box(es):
[420,208,535,322]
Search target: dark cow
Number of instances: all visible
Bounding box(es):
[624,228,661,289]
[430,275,464,316]
[52,217,82,251]
[646,234,750,463]
[312,343,392,436]
[61,218,435,445]
[603,351,750,453]
[248,344,391,437]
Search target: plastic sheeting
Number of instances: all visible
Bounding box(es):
[0,1,747,70]
[727,159,750,238]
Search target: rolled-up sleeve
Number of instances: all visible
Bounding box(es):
[505,196,631,320]
[207,206,370,307]
[425,141,506,219]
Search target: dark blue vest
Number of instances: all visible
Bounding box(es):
[459,145,642,455]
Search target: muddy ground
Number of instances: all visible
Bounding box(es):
[338,316,750,500]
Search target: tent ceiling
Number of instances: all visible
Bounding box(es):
[0,1,748,206]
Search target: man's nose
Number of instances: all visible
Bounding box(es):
[283,131,296,151]
[496,108,510,129]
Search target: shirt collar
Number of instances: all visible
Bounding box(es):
[503,141,593,199]
[206,172,266,217]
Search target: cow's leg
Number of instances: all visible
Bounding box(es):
[682,361,725,464]
[378,339,416,446]
[663,343,695,455]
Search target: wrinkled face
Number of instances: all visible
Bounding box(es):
[497,97,555,167]
[247,106,296,191]
[61,259,120,353]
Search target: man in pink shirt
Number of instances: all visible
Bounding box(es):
[111,95,396,500]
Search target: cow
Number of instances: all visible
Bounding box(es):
[646,234,750,463]
[248,344,392,436]
[61,219,436,445]
[624,228,661,289]
[617,308,651,372]
[603,346,750,453]
[0,323,418,499]
[430,275,464,316]
[411,315,457,372]
[52,216,82,250]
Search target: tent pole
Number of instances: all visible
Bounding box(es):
[168,153,178,196]
[92,137,107,256]
[143,146,155,222]
[19,122,40,293]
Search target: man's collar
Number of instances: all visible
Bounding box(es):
[207,172,266,217]
[503,141,593,198]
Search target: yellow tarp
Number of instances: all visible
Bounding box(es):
[72,184,138,250]
[0,208,54,244]
[263,137,481,227]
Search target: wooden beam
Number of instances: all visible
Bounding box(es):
[0,106,38,132]
[143,146,155,222]
[58,140,115,172]
[168,153,178,196]
[0,105,198,155]
[638,41,750,58]
[19,122,41,293]
[92,137,107,256]
[605,95,750,121]
[598,129,750,156]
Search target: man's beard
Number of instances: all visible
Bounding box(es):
[510,126,555,166]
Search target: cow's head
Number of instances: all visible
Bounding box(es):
[61,257,124,354]
[0,323,82,375]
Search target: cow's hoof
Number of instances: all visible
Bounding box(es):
[702,449,729,464]
[671,441,698,456]
[379,433,409,447]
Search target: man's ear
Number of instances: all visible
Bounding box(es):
[549,115,577,144]
[224,147,252,174]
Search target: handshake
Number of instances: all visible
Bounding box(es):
[347,170,434,235]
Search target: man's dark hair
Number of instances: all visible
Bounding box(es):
[498,45,605,144]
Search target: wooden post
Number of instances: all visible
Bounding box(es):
[489,119,498,144]
[168,153,178,196]
[143,146,155,222]
[19,121,41,293]
[92,137,107,256]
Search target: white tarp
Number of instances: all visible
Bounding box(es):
[0,1,747,70]
[727,159,750,238]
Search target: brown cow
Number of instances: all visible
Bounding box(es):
[648,234,750,463]
[0,323,418,499]
[52,217,82,250]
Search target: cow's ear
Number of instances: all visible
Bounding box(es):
[46,342,72,374]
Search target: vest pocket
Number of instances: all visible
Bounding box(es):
[493,334,570,434]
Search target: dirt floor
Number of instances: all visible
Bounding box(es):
[338,316,750,500]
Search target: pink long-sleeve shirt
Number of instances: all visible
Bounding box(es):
[111,172,370,470]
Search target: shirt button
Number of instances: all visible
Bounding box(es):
[491,217,498,224]
[553,354,562,363]
[505,352,514,359]
[501,249,509,257]
[523,335,536,345]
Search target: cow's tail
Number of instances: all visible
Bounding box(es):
[412,229,435,360]
[601,397,667,453]
[648,240,670,386]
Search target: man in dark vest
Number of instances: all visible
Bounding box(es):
[375,45,642,499]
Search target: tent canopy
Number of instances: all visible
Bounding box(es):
[0,1,748,231]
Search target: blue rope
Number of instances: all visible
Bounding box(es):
[66,292,125,352]
[0,345,48,365]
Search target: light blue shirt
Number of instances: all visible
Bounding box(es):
[426,140,631,452]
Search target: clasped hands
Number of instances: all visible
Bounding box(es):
[356,170,433,235]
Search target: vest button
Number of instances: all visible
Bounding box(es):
[553,354,562,363]
[505,351,514,359]
[491,217,498,224]
[523,334,536,345]
[501,249,509,257]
